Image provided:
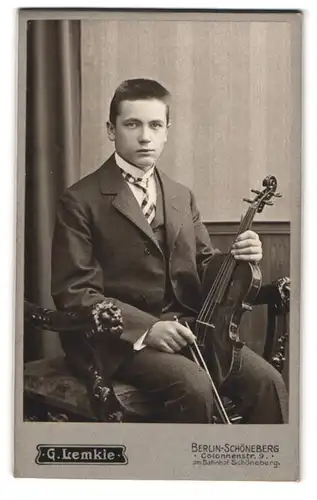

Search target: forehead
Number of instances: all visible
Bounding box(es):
[117,99,167,121]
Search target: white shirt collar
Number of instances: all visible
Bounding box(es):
[115,152,155,181]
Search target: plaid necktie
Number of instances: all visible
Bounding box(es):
[121,170,156,224]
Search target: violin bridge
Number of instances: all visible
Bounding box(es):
[196,320,216,329]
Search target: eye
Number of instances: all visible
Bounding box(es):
[125,122,137,129]
[151,122,163,130]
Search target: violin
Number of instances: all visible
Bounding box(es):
[186,176,282,423]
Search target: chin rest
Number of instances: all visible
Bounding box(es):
[24,278,289,423]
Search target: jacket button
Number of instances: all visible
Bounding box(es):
[144,247,151,256]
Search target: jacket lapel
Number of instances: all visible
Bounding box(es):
[98,155,161,251]
[156,169,183,254]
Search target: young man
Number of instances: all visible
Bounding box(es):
[51,78,288,424]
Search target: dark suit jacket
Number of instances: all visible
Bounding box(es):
[51,154,218,379]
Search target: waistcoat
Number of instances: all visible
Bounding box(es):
[151,174,176,313]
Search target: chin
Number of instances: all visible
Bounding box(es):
[133,159,154,170]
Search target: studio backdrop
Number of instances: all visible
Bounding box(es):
[24,18,292,360]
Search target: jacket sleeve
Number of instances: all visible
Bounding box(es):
[190,190,221,281]
[51,190,159,345]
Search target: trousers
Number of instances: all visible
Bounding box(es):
[114,344,289,424]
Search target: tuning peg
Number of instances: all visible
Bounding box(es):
[263,200,274,205]
[273,192,282,198]
[251,189,261,195]
[243,198,253,204]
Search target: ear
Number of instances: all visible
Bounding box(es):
[107,121,115,141]
[164,121,171,143]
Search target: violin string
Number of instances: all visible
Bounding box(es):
[196,254,235,343]
[196,206,256,345]
[194,184,275,396]
[200,205,255,318]
[197,208,249,324]
[214,207,256,300]
[200,206,255,324]
[201,183,275,322]
[202,206,255,315]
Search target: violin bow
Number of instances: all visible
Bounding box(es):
[185,322,232,425]
[174,316,231,424]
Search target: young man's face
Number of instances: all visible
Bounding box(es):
[107,98,169,170]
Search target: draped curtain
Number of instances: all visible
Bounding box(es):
[24,20,81,361]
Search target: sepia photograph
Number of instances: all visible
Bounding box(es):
[15,8,301,480]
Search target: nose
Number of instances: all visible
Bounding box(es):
[138,126,151,143]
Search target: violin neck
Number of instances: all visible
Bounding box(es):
[237,206,257,236]
[196,205,257,324]
[218,205,257,282]
[217,205,257,272]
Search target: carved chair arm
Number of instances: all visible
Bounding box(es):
[24,299,125,421]
[254,277,290,313]
[24,299,124,337]
[253,277,290,372]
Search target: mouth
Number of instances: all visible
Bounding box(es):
[137,149,155,153]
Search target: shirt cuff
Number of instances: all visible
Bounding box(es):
[133,330,148,351]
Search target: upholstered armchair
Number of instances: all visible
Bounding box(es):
[24,277,290,423]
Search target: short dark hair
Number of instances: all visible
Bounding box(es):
[109,78,171,125]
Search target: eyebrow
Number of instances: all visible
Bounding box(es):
[122,118,165,124]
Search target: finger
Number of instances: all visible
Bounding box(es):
[169,331,188,348]
[232,252,262,262]
[232,246,262,256]
[236,230,259,241]
[160,341,175,354]
[232,238,262,249]
[165,337,182,352]
[174,323,196,344]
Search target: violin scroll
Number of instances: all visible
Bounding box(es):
[243,175,282,213]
